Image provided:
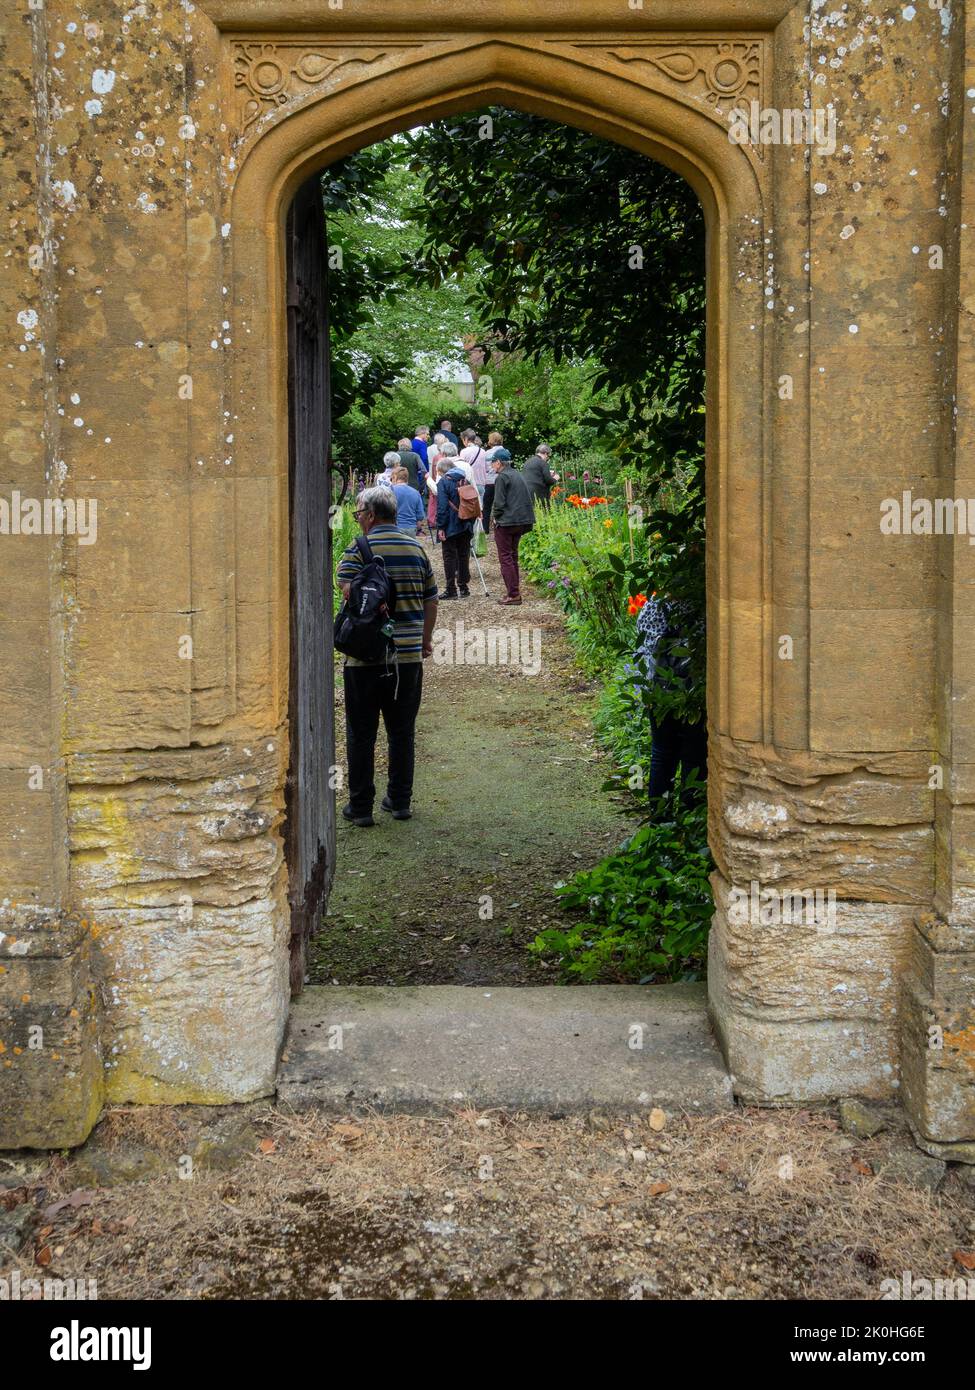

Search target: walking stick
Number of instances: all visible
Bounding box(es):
[425,477,438,544]
[470,522,489,596]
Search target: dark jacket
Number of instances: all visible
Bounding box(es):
[398,448,424,491]
[436,468,474,539]
[522,453,556,504]
[492,465,535,529]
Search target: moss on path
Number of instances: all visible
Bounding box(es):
[308,535,634,986]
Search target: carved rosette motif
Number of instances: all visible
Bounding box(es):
[569,40,765,152]
[228,35,767,156]
[232,41,423,135]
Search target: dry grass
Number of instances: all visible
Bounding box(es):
[92,1105,188,1154]
[2,1103,972,1300]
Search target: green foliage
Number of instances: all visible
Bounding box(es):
[594,657,653,795]
[322,141,475,427]
[322,113,711,985]
[329,503,359,613]
[555,448,621,491]
[521,501,646,674]
[332,376,467,477]
[322,138,622,473]
[520,499,702,784]
[528,792,713,983]
[322,113,707,567]
[522,490,706,723]
[404,109,706,488]
[474,355,620,456]
[520,499,711,982]
[406,108,707,696]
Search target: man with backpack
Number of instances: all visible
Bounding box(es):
[435,445,479,599]
[335,487,438,826]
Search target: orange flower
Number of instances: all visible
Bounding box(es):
[627,592,648,616]
[567,492,611,509]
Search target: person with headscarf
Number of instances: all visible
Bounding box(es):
[635,590,706,804]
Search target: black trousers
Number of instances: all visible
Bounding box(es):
[649,714,707,803]
[344,662,424,813]
[481,483,496,534]
[441,532,471,593]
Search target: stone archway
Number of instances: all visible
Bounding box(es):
[225,21,769,1098]
[2,0,971,1157]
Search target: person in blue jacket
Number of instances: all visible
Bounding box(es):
[411,425,431,478]
[391,467,427,534]
[435,446,474,598]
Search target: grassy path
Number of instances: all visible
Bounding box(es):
[308,531,633,986]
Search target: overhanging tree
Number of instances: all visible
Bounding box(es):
[405,109,707,715]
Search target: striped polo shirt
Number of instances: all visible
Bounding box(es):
[336,524,437,665]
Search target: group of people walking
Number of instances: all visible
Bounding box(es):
[333,423,560,825]
[336,421,705,828]
[371,420,559,604]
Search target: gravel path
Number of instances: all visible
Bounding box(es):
[312,531,632,985]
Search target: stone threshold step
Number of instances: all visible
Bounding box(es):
[278,982,733,1114]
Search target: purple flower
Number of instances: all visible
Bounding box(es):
[548,580,556,588]
[562,577,571,587]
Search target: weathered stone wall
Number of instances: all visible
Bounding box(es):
[0,0,972,1150]
[709,0,973,1152]
[1,0,290,1141]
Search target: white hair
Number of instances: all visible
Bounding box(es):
[440,442,459,458]
[383,451,401,467]
[357,486,397,521]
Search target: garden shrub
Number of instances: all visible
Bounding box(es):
[522,496,713,982]
[528,787,712,983]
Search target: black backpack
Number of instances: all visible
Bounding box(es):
[334,535,397,663]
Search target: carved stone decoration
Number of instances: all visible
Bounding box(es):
[571,40,764,146]
[233,41,422,133]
